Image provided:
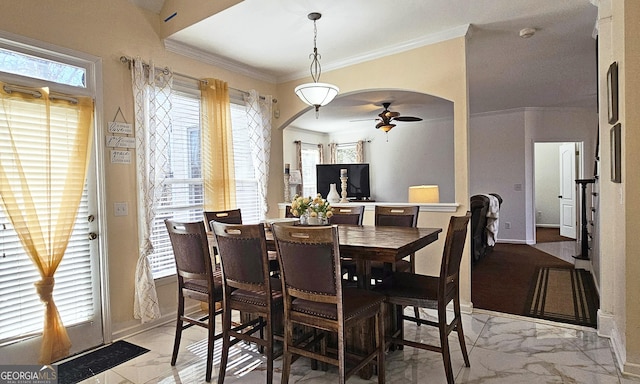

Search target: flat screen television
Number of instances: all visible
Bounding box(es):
[316,163,371,200]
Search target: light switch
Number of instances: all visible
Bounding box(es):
[114,202,128,216]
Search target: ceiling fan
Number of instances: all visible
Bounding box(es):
[375,102,423,132]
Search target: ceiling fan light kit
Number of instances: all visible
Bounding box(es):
[295,12,339,117]
[375,102,423,134]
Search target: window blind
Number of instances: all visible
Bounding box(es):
[148,88,204,278]
[146,87,262,278]
[0,100,93,343]
[230,102,260,224]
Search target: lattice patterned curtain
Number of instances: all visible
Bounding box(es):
[0,82,94,363]
[244,90,272,219]
[356,140,365,162]
[201,79,236,210]
[328,142,337,164]
[132,58,166,323]
[318,143,324,164]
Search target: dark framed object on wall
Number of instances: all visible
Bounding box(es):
[610,123,621,183]
[607,62,618,124]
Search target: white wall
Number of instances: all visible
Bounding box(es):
[535,142,562,226]
[469,107,597,244]
[327,116,455,203]
[469,110,527,242]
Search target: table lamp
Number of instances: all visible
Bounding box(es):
[408,185,440,203]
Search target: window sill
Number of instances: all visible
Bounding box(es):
[154,274,177,287]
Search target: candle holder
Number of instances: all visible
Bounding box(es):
[340,176,348,203]
[284,174,291,202]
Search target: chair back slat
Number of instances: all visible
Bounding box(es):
[211,222,268,289]
[204,208,242,230]
[328,205,364,225]
[375,205,419,227]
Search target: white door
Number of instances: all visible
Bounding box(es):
[0,128,104,365]
[559,143,577,239]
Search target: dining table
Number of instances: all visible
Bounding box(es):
[209,222,443,379]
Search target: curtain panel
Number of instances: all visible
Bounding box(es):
[201,79,236,211]
[294,140,303,195]
[356,140,364,162]
[132,59,164,324]
[244,90,272,220]
[328,143,337,164]
[0,82,94,363]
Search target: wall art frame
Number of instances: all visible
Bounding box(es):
[610,123,621,183]
[607,61,618,124]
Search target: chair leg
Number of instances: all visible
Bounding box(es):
[217,303,231,384]
[338,328,346,384]
[454,297,471,367]
[438,306,454,384]
[396,304,404,350]
[171,296,185,366]
[410,254,421,326]
[207,303,218,383]
[266,318,274,384]
[376,308,385,384]
[281,319,294,384]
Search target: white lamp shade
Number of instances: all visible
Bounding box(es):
[295,82,339,107]
[408,185,440,203]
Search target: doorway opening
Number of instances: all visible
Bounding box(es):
[532,141,583,263]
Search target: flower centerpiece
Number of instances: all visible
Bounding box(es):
[290,193,334,225]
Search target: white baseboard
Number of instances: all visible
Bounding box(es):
[111,304,200,341]
[536,224,560,228]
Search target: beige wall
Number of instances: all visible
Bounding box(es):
[621,0,640,373]
[273,36,472,304]
[0,0,277,337]
[597,0,640,375]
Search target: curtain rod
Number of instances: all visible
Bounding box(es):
[295,140,371,145]
[119,56,275,103]
[2,84,78,104]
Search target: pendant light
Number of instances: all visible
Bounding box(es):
[294,12,339,117]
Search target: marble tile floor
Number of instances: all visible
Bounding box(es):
[77,308,640,384]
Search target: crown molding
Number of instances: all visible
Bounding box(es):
[278,24,472,83]
[165,24,470,85]
[164,39,278,83]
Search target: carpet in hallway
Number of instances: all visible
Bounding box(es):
[472,243,573,317]
[525,266,598,327]
[536,227,573,243]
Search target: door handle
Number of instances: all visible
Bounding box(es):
[558,195,563,198]
[88,232,98,240]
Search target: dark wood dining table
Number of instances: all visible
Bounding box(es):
[210,223,443,378]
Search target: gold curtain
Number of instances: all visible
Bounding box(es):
[0,83,94,363]
[201,79,236,210]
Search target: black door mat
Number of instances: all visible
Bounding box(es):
[56,340,149,383]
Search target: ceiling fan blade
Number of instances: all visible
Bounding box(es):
[393,116,423,122]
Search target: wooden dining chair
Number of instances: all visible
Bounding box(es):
[372,205,420,320]
[165,219,223,383]
[210,222,283,384]
[272,224,385,384]
[328,206,365,282]
[283,205,296,218]
[204,208,242,229]
[375,212,472,384]
[328,205,365,225]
